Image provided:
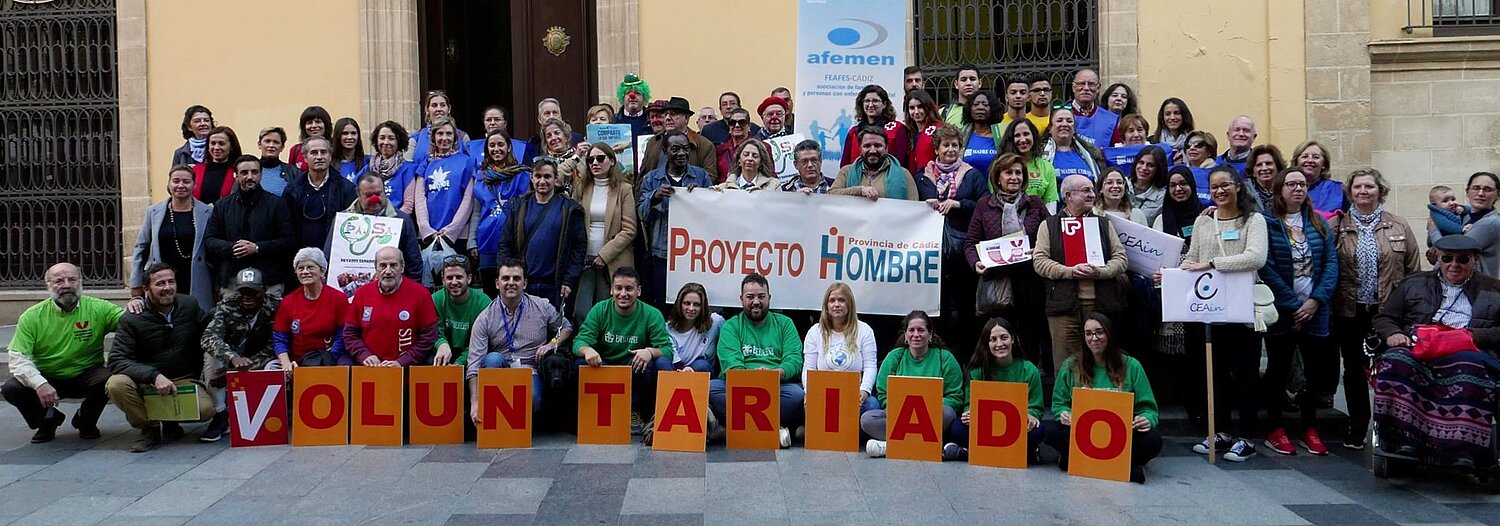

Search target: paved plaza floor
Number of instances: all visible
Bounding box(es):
[0,398,1496,526]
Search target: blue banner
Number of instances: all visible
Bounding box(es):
[1101,143,1174,171]
[796,0,908,177]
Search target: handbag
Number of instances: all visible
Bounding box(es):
[975,270,1013,317]
[1411,324,1476,361]
[298,349,338,367]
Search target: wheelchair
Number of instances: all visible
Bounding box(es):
[1366,336,1500,490]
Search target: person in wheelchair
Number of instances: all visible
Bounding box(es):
[1371,234,1500,470]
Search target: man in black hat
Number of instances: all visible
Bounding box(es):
[640,97,719,181]
[199,267,280,442]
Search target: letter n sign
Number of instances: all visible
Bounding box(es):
[1067,388,1135,482]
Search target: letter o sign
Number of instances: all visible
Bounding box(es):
[1073,409,1128,460]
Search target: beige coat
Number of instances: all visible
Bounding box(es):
[572,179,638,273]
[1329,210,1421,317]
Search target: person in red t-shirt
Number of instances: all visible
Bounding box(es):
[271,248,351,375]
[344,247,438,367]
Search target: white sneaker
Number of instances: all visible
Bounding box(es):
[779,427,792,449]
[866,439,887,458]
[1193,432,1233,455]
[1223,438,1258,462]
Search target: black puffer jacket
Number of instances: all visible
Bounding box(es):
[109,294,209,383]
[1373,271,1500,350]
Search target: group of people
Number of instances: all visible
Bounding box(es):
[4,67,1498,483]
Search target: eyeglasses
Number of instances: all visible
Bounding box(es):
[444,254,471,265]
[1469,185,1497,193]
[1210,183,1236,192]
[1073,80,1099,88]
[796,157,821,166]
[1439,254,1474,264]
[587,155,610,165]
[1187,141,1208,149]
[1283,181,1308,188]
[1030,87,1052,93]
[1168,181,1191,188]
[727,118,749,127]
[1083,330,1106,339]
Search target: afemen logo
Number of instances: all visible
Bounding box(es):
[1194,273,1218,300]
[807,18,897,66]
[826,19,888,49]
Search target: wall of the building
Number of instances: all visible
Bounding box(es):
[144,0,365,198]
[1131,1,1307,149]
[637,0,798,121]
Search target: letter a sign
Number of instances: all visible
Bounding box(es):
[227,370,289,447]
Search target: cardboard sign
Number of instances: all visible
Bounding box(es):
[967,381,1030,469]
[1105,213,1184,276]
[652,371,709,453]
[408,366,464,445]
[1160,268,1255,324]
[1067,388,1135,482]
[578,366,632,445]
[350,367,404,446]
[227,370,289,448]
[293,366,350,446]
[726,369,782,450]
[476,368,533,448]
[804,370,860,452]
[886,376,942,462]
[976,233,1032,269]
[1059,217,1106,267]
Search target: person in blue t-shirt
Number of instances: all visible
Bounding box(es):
[960,91,1004,177]
[468,129,532,297]
[411,90,470,166]
[332,117,368,182]
[416,116,477,251]
[1042,107,1102,183]
[1066,69,1119,149]
[1217,116,1257,175]
[466,106,529,170]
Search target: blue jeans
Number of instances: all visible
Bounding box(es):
[479,352,544,413]
[859,405,958,441]
[574,356,667,419]
[708,378,805,429]
[673,357,713,376]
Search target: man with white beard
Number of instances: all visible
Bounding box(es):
[2,263,122,443]
[343,247,438,367]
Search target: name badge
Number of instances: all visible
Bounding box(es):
[1180,225,1194,237]
[1221,230,1240,241]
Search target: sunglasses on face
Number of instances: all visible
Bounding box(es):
[1188,141,1208,149]
[587,155,610,165]
[443,254,470,265]
[727,118,749,127]
[1030,87,1052,93]
[1440,254,1474,264]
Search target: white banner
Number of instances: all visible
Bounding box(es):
[976,233,1031,269]
[796,0,908,178]
[327,212,404,296]
[667,191,943,315]
[1104,213,1185,276]
[1160,268,1255,324]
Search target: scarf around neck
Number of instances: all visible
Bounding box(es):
[994,189,1024,235]
[369,154,404,180]
[848,154,908,199]
[1350,204,1384,304]
[924,159,973,200]
[188,137,207,163]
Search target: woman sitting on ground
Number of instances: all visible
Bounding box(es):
[861,311,965,459]
[1044,312,1163,483]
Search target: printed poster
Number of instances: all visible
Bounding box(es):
[327,212,404,296]
[588,123,635,175]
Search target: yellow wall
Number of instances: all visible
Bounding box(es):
[145,0,364,198]
[1135,1,1307,149]
[638,0,798,123]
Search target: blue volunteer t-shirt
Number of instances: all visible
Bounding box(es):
[962,133,999,177]
[1051,149,1093,182]
[1191,166,1214,207]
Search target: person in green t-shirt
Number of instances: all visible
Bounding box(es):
[2,263,121,444]
[432,258,491,367]
[943,317,1044,462]
[861,310,965,458]
[1044,312,1162,483]
[710,273,805,448]
[572,266,673,427]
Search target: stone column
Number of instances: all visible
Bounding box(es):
[1099,0,1139,87]
[361,0,422,128]
[117,0,149,285]
[1305,0,1372,170]
[595,0,641,106]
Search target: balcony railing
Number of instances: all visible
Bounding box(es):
[1406,0,1500,35]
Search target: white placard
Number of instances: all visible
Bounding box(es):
[976,233,1032,269]
[1160,268,1255,324]
[1104,213,1185,276]
[327,212,404,297]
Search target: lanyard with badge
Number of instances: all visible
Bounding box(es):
[499,299,525,362]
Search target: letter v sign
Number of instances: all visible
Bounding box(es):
[232,385,282,441]
[228,370,290,447]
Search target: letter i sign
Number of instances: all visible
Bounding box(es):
[227,370,289,447]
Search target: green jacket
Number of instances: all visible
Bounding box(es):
[432,288,491,366]
[873,346,965,410]
[1051,355,1158,428]
[715,312,803,382]
[967,359,1044,419]
[572,299,673,364]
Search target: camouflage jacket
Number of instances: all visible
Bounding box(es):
[200,292,281,369]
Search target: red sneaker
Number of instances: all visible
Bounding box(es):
[1263,428,1297,455]
[1299,428,1329,456]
